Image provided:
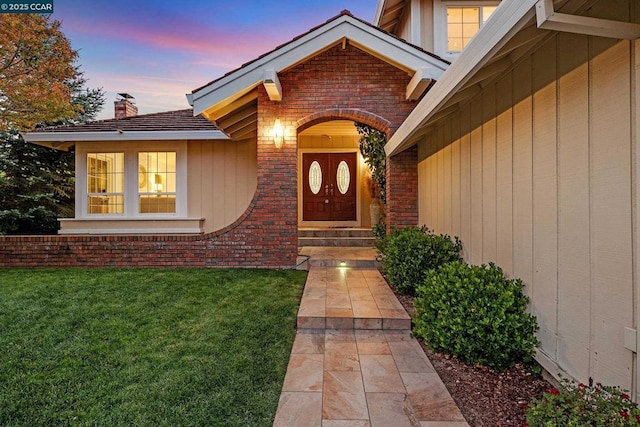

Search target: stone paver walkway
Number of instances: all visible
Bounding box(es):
[273,267,468,427]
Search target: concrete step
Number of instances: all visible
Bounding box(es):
[298,246,379,269]
[298,228,374,238]
[298,236,376,247]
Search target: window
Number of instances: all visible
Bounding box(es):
[87,153,124,214]
[138,152,177,214]
[78,142,186,219]
[447,6,496,52]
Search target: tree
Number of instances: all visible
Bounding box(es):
[0,78,105,234]
[0,14,78,131]
[0,15,105,234]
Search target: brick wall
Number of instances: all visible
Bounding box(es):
[1,44,416,268]
[386,145,419,233]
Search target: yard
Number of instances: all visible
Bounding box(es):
[0,268,307,426]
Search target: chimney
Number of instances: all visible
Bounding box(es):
[114,93,138,119]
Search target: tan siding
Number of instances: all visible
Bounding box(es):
[556,32,591,381]
[420,0,434,52]
[495,74,513,275]
[511,56,535,293]
[482,85,497,264]
[443,140,452,237]
[470,100,483,264]
[531,38,558,358]
[589,38,633,389]
[451,138,462,237]
[415,35,635,388]
[438,126,446,233]
[188,139,257,233]
[459,104,472,261]
[187,141,202,217]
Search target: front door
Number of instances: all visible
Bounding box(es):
[303,152,357,222]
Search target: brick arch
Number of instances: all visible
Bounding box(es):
[296,109,392,136]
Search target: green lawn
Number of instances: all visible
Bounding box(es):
[0,268,307,427]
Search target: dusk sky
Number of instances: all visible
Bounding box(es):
[49,1,378,120]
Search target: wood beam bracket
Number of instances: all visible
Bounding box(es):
[263,69,282,101]
[406,67,433,101]
[536,0,640,40]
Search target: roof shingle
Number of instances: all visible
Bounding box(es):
[34,109,218,133]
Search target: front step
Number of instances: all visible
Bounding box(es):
[298,228,374,238]
[298,236,376,247]
[297,246,379,270]
[298,228,376,248]
[297,267,411,331]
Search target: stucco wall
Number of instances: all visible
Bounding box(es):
[416,35,636,390]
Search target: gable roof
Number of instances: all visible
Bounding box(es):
[24,109,228,151]
[188,10,449,122]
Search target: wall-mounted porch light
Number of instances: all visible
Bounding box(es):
[273,119,284,149]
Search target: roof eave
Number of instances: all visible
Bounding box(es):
[23,130,230,150]
[190,14,448,116]
[385,0,539,156]
[374,0,386,26]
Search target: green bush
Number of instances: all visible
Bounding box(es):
[414,261,539,369]
[372,220,386,241]
[526,379,640,426]
[378,226,462,295]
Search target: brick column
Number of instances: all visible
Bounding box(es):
[386,146,419,233]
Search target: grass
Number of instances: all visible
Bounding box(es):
[0,268,307,427]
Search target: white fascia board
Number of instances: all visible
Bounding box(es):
[24,130,230,143]
[374,0,387,26]
[386,0,538,156]
[191,15,448,115]
[536,0,640,40]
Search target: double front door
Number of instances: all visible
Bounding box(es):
[302,152,357,222]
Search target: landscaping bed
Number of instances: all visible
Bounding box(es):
[397,293,550,426]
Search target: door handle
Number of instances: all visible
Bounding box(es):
[330,183,334,196]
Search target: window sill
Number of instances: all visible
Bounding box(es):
[58,217,205,235]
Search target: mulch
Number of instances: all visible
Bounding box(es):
[394,293,550,426]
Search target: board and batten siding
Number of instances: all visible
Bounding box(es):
[416,35,636,390]
[187,139,257,233]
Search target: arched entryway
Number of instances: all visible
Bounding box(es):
[297,120,375,228]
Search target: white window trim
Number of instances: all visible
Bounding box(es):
[433,0,500,61]
[76,141,188,219]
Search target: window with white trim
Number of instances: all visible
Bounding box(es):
[433,1,500,59]
[87,152,124,214]
[446,6,496,52]
[138,152,177,214]
[78,142,186,219]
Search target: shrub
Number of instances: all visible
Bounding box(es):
[372,220,386,241]
[378,225,462,295]
[414,261,539,369]
[526,380,640,426]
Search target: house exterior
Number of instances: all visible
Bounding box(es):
[379,0,640,401]
[2,0,640,398]
[2,12,448,268]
